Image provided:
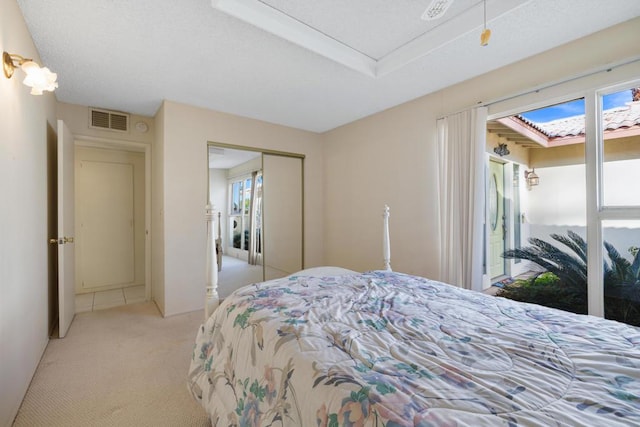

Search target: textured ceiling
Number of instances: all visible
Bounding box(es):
[16,0,640,132]
[260,0,481,59]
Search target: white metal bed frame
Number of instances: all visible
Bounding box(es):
[204,205,392,320]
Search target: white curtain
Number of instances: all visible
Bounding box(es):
[437,107,487,291]
[247,171,262,265]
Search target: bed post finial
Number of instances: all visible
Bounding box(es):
[205,204,220,319]
[383,205,392,271]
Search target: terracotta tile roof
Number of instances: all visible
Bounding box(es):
[517,101,640,138]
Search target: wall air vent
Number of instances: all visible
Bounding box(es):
[89,108,129,132]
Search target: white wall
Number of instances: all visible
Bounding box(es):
[156,101,324,316]
[209,168,228,252]
[228,156,261,178]
[0,0,58,424]
[323,17,640,281]
[529,164,587,226]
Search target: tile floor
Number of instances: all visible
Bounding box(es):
[75,285,146,313]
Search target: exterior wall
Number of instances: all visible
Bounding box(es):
[0,0,58,424]
[485,132,529,166]
[323,17,640,281]
[159,101,324,316]
[527,134,640,260]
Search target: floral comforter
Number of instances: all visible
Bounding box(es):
[188,270,640,426]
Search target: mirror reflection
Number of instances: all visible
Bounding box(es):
[208,144,303,298]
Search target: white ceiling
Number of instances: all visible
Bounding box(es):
[16,0,640,132]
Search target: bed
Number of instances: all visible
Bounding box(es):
[189,207,640,426]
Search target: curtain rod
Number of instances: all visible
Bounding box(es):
[437,54,640,120]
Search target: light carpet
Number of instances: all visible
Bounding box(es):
[218,255,289,298]
[12,302,210,426]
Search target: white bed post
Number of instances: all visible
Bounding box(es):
[205,204,220,320]
[383,205,392,271]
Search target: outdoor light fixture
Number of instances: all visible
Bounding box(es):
[525,169,539,188]
[480,0,491,46]
[494,143,510,157]
[3,51,58,95]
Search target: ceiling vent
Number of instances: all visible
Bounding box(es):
[89,108,129,132]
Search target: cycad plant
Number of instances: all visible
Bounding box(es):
[499,230,640,325]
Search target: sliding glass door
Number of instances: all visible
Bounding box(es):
[596,85,640,326]
[488,80,640,326]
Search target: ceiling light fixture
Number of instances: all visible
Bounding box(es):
[421,0,454,21]
[480,0,491,46]
[3,51,58,95]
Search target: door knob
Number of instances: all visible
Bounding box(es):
[49,237,74,244]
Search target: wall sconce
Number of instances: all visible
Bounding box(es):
[525,169,539,188]
[3,51,58,95]
[493,143,509,157]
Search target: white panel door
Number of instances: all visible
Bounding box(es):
[77,160,135,290]
[57,120,75,338]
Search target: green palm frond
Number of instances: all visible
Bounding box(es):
[501,232,640,326]
[630,249,640,282]
[551,231,587,264]
[605,241,632,284]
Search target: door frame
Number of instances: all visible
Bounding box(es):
[75,136,152,302]
[207,141,306,280]
[487,158,507,281]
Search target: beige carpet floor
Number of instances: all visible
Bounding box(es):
[218,255,287,298]
[13,302,210,426]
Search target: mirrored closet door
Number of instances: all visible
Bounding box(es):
[208,143,304,298]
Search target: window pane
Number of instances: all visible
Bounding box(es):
[244,178,252,214]
[496,99,588,315]
[242,215,250,250]
[603,220,640,327]
[231,181,243,215]
[230,217,241,249]
[602,88,640,207]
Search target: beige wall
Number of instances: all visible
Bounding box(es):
[323,17,640,280]
[156,101,324,316]
[0,0,58,424]
[57,102,154,145]
[152,104,166,313]
[3,4,640,423]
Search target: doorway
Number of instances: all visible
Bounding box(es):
[74,143,150,311]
